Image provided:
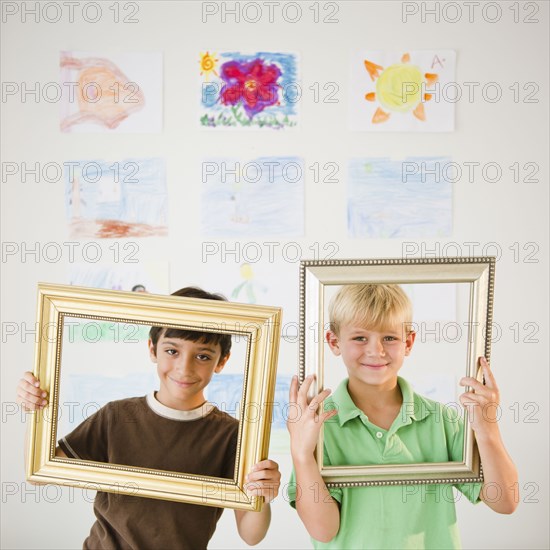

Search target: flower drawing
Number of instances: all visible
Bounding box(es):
[219,58,282,118]
[199,51,297,129]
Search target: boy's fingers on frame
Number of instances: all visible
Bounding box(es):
[246,478,279,488]
[480,358,497,387]
[460,394,492,410]
[18,399,42,411]
[297,374,316,406]
[299,374,315,390]
[251,459,279,473]
[465,389,498,406]
[479,356,490,369]
[15,396,34,410]
[17,388,46,407]
[29,384,48,399]
[460,377,485,392]
[289,375,299,403]
[244,481,266,493]
[22,371,39,386]
[315,387,332,400]
[460,392,484,404]
[308,388,332,411]
[247,470,281,483]
[20,379,46,397]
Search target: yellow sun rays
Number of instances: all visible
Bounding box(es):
[199,51,219,80]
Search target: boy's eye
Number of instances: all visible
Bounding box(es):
[165,349,178,355]
[353,336,367,342]
[383,336,398,342]
[196,354,212,361]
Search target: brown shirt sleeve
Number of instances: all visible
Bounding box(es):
[58,402,110,461]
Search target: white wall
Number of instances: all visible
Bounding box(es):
[1,1,548,548]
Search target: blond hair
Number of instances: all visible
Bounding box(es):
[328,284,413,336]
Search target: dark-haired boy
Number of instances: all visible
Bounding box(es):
[18,287,280,550]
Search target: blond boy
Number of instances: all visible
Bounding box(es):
[287,284,517,549]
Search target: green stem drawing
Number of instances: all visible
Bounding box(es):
[231,105,243,125]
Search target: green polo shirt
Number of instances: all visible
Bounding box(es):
[288,377,482,549]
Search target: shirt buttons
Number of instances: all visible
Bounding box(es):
[376,431,383,439]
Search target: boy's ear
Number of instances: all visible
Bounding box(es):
[404,331,416,356]
[326,330,341,356]
[148,339,158,363]
[214,352,230,374]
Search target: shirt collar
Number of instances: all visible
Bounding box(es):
[146,391,215,421]
[329,377,431,428]
[394,376,431,427]
[329,379,362,426]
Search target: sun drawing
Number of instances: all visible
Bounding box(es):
[199,51,219,80]
[364,53,438,123]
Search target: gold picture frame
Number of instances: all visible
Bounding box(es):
[299,257,495,487]
[27,283,282,511]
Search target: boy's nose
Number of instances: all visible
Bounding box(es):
[175,355,194,373]
[365,339,385,356]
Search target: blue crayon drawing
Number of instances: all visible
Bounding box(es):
[202,156,304,237]
[348,157,452,238]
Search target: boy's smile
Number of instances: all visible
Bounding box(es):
[148,335,229,411]
[168,377,198,388]
[326,322,415,390]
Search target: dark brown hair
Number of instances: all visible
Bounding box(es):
[149,287,232,358]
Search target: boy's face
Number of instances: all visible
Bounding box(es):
[148,334,229,411]
[326,319,415,389]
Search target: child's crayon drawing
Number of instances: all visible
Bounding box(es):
[65,158,168,238]
[348,157,452,238]
[202,156,304,237]
[60,51,162,133]
[350,50,456,132]
[199,51,298,129]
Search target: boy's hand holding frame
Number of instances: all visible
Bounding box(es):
[460,357,518,514]
[287,374,338,462]
[460,357,501,438]
[286,374,341,543]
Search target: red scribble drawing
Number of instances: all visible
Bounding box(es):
[60,53,145,131]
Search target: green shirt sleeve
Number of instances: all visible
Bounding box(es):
[287,445,343,509]
[323,444,343,505]
[448,410,483,504]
